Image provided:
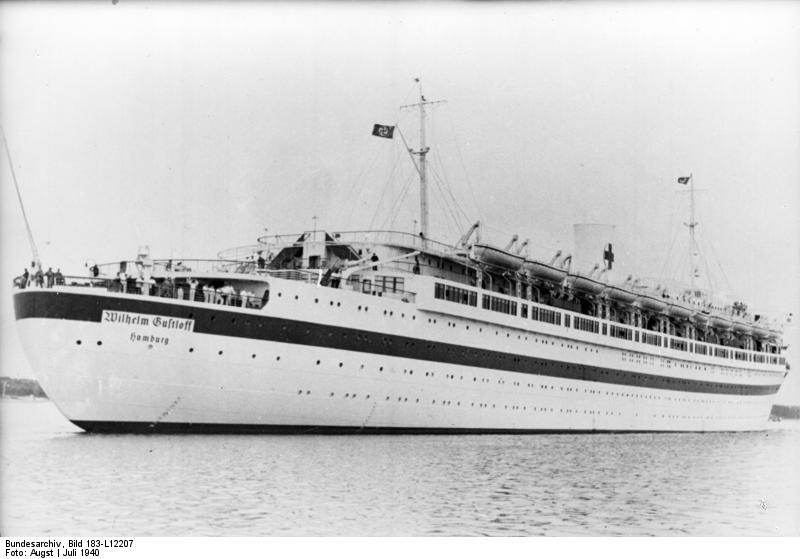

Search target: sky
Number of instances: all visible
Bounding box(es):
[1,1,799,402]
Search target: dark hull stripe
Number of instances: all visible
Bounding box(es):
[73,420,742,435]
[14,290,782,396]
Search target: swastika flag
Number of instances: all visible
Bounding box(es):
[372,124,395,139]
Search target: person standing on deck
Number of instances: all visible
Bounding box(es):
[188,278,199,302]
[21,268,29,288]
[203,283,215,303]
[45,267,55,288]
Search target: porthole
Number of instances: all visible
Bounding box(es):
[316,360,321,365]
[76,340,82,345]
[189,348,194,353]
[218,350,223,355]
[97,341,102,346]
[251,354,256,359]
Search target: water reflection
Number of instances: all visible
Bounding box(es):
[2,401,798,535]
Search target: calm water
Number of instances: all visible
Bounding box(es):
[1,400,799,536]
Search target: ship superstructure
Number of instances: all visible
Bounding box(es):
[11,83,789,433]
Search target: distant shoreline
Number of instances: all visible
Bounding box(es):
[1,377,47,399]
[2,376,800,419]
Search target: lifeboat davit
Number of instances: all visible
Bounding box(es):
[473,243,524,270]
[524,259,567,283]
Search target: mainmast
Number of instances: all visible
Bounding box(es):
[400,78,445,240]
[680,173,704,291]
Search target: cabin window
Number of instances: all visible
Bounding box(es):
[610,325,633,341]
[481,294,517,316]
[434,283,477,307]
[530,305,562,326]
[670,339,688,352]
[521,304,528,319]
[376,275,404,294]
[574,316,599,334]
[362,279,372,294]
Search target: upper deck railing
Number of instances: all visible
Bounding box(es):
[244,230,459,257]
[96,259,252,277]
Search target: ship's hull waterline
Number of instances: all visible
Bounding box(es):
[14,286,781,433]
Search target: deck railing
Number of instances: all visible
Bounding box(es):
[18,275,266,309]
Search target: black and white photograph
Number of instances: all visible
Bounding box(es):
[1,0,799,544]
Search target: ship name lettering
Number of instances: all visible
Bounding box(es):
[130,332,170,346]
[102,310,194,332]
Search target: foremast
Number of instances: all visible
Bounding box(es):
[400,78,445,241]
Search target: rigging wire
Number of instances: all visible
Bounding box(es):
[1,126,40,266]
[367,143,405,230]
[444,107,483,224]
[333,82,417,230]
[337,137,388,229]
[379,170,416,231]
[428,172,462,241]
[431,149,472,226]
[428,163,467,240]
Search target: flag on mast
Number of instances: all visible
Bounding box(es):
[372,124,395,139]
[677,176,691,184]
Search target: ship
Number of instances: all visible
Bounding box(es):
[11,82,789,433]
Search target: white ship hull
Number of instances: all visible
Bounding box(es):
[14,278,784,433]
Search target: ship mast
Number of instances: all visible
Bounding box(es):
[686,174,697,290]
[400,78,445,241]
[680,173,707,292]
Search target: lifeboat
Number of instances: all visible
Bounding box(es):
[710,315,732,329]
[639,295,667,312]
[523,259,567,283]
[472,243,524,271]
[668,303,693,319]
[606,285,637,303]
[732,321,752,335]
[692,311,710,326]
[569,274,605,295]
[752,324,770,338]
